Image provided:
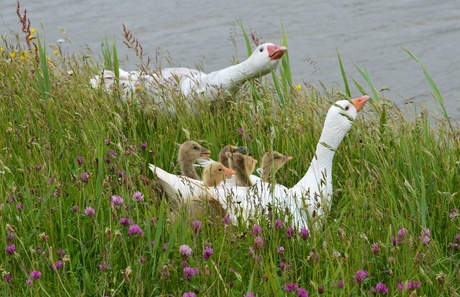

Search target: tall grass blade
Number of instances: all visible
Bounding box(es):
[34,34,51,101]
[353,61,380,102]
[403,48,453,131]
[337,49,351,97]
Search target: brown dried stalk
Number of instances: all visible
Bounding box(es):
[16,0,39,63]
[122,24,151,73]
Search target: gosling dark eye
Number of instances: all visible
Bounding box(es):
[193,146,198,150]
[259,47,264,52]
[218,168,222,171]
[345,106,350,111]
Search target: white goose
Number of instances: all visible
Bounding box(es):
[90,43,287,101]
[212,96,370,228]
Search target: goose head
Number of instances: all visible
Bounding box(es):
[321,96,370,141]
[260,151,293,181]
[218,145,249,167]
[245,43,287,76]
[225,151,258,186]
[202,162,236,186]
[178,141,211,179]
[178,141,211,164]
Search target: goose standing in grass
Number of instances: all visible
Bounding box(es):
[178,141,211,180]
[213,96,370,228]
[90,43,287,101]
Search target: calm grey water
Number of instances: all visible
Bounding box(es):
[2,0,459,122]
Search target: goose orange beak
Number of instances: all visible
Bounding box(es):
[267,45,287,60]
[352,95,370,112]
[224,167,236,178]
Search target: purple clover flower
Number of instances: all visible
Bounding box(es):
[286,226,294,238]
[277,246,285,254]
[76,156,85,165]
[419,228,431,245]
[120,218,131,226]
[297,287,309,297]
[84,206,95,216]
[180,245,192,259]
[243,293,255,297]
[80,172,90,182]
[132,191,144,202]
[183,267,199,280]
[192,220,202,232]
[6,244,16,255]
[222,215,230,225]
[251,224,262,236]
[128,224,143,236]
[183,293,196,297]
[408,281,421,290]
[203,247,214,260]
[54,261,63,269]
[30,270,42,279]
[355,270,369,284]
[300,227,310,240]
[254,236,264,250]
[99,261,109,271]
[275,219,283,230]
[285,283,299,292]
[372,242,380,255]
[111,195,124,208]
[374,282,388,294]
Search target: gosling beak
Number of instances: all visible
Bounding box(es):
[200,148,211,158]
[224,167,236,178]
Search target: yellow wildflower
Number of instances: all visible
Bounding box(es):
[0,47,4,52]
[20,50,29,60]
[53,50,58,56]
[30,28,37,34]
[295,84,302,90]
[9,52,16,58]
[135,85,143,91]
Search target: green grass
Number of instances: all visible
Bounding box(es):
[0,21,459,297]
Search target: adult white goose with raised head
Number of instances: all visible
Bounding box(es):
[213,96,370,228]
[90,43,287,101]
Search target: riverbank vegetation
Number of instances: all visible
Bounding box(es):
[0,3,459,296]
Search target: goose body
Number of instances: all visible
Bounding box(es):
[90,43,287,102]
[149,162,234,221]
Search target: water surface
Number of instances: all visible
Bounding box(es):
[2,0,459,121]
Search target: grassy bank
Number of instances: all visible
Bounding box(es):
[1,17,459,297]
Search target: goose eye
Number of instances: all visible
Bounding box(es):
[259,47,264,52]
[218,168,222,171]
[193,146,198,150]
[345,105,350,111]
